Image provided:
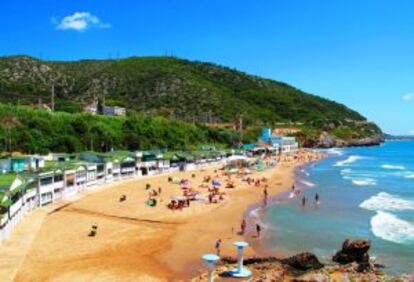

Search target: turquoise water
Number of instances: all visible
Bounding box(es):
[261,141,414,274]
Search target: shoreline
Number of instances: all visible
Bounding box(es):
[242,156,328,259]
[4,150,323,281]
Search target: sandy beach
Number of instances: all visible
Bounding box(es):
[1,150,322,282]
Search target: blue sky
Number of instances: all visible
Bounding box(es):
[1,0,413,134]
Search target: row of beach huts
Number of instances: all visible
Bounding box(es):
[0,127,299,244]
[0,149,242,243]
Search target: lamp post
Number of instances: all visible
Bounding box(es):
[202,253,220,282]
[230,241,252,278]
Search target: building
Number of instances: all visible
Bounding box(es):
[84,102,98,115]
[102,106,126,117]
[0,156,45,173]
[259,127,299,153]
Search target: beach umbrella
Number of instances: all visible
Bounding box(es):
[212,180,221,187]
[171,195,186,201]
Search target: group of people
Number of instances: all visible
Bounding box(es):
[240,219,262,237]
[301,192,320,207]
[167,198,191,210]
[147,187,162,207]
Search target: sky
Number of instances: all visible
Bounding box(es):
[1,0,413,135]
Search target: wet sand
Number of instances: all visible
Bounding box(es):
[6,150,321,281]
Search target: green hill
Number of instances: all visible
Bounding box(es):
[0,55,383,151]
[0,55,364,122]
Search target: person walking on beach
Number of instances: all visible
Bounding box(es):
[215,239,222,256]
[263,186,268,198]
[263,186,268,206]
[256,224,261,237]
[302,196,306,207]
[241,219,246,235]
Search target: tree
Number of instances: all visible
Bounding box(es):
[0,116,21,154]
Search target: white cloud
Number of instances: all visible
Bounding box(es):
[402,93,414,101]
[409,130,414,135]
[54,12,110,31]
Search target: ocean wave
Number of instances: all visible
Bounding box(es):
[334,155,365,167]
[381,164,406,170]
[351,178,377,186]
[360,192,414,211]
[340,168,352,175]
[404,173,414,179]
[326,148,344,156]
[371,211,414,244]
[300,180,315,187]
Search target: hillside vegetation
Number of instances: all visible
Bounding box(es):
[0,103,243,154]
[0,55,365,122]
[0,55,383,151]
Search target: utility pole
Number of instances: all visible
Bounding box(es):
[51,84,55,111]
[239,115,243,147]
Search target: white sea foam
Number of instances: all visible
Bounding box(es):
[351,178,377,186]
[326,148,344,156]
[404,173,414,179]
[340,168,352,175]
[381,164,406,170]
[300,180,315,187]
[360,192,414,212]
[334,155,365,167]
[371,211,414,244]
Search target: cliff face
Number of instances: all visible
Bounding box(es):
[316,131,384,148]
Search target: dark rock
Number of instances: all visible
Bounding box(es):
[220,256,279,265]
[283,252,324,271]
[333,239,371,264]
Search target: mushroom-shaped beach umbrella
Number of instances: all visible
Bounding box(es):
[230,241,252,278]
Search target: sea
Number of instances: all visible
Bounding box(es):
[259,141,414,274]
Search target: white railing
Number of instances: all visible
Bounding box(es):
[39,184,54,194]
[24,189,37,200]
[9,199,22,217]
[54,181,64,189]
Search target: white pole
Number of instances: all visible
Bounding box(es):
[237,246,244,273]
[202,254,219,282]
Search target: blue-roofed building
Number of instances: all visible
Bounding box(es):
[258,127,298,153]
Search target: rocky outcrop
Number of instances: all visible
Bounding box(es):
[316,132,384,148]
[333,239,372,272]
[193,249,407,282]
[283,252,324,271]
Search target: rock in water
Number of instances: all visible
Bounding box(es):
[284,252,324,271]
[333,239,373,272]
